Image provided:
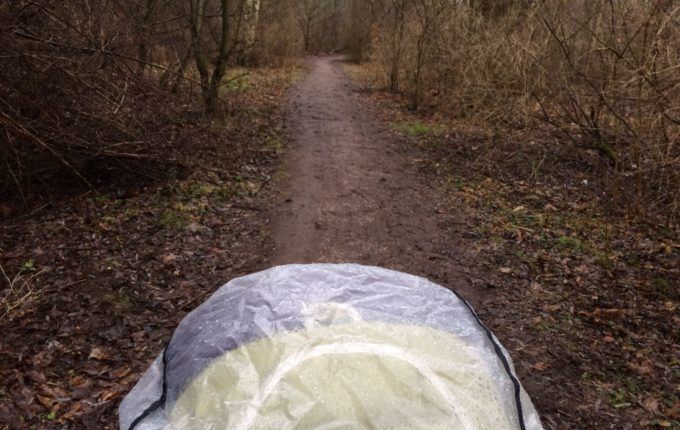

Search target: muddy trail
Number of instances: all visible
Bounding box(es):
[270,56,476,302]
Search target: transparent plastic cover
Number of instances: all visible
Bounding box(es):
[119,264,544,430]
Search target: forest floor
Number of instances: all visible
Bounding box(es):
[0,69,298,429]
[0,56,677,430]
[341,62,678,429]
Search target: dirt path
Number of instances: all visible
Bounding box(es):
[270,56,476,302]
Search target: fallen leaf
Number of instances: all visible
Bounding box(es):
[26,370,46,384]
[574,264,589,274]
[69,375,93,400]
[110,367,131,379]
[628,359,654,375]
[60,402,87,421]
[161,253,177,264]
[88,347,109,361]
[35,394,53,409]
[531,361,548,371]
[37,383,57,398]
[592,308,625,321]
[642,397,659,413]
[99,389,119,402]
[648,419,672,427]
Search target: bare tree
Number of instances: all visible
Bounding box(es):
[297,0,320,52]
[190,0,232,113]
[387,0,407,91]
[410,0,450,108]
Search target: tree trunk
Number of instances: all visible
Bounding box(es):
[412,38,424,109]
[190,0,211,107]
[206,0,231,114]
[137,0,156,74]
[190,0,232,114]
[389,0,406,93]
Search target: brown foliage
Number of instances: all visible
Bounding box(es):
[0,3,189,207]
[0,0,311,208]
[366,0,680,222]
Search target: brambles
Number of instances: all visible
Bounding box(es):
[0,0,301,210]
[364,0,679,223]
[0,262,43,324]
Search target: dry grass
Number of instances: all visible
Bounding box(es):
[0,263,43,324]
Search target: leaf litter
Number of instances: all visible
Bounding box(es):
[348,72,679,429]
[0,68,299,429]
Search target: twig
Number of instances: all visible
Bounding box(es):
[507,224,536,233]
[12,30,216,96]
[0,111,94,189]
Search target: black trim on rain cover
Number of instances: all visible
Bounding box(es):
[449,288,527,430]
[128,347,170,430]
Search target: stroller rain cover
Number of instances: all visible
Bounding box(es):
[119,264,544,430]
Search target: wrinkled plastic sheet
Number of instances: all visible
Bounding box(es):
[119,264,544,430]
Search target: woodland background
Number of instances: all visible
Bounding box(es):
[1,0,677,220]
[0,1,678,429]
